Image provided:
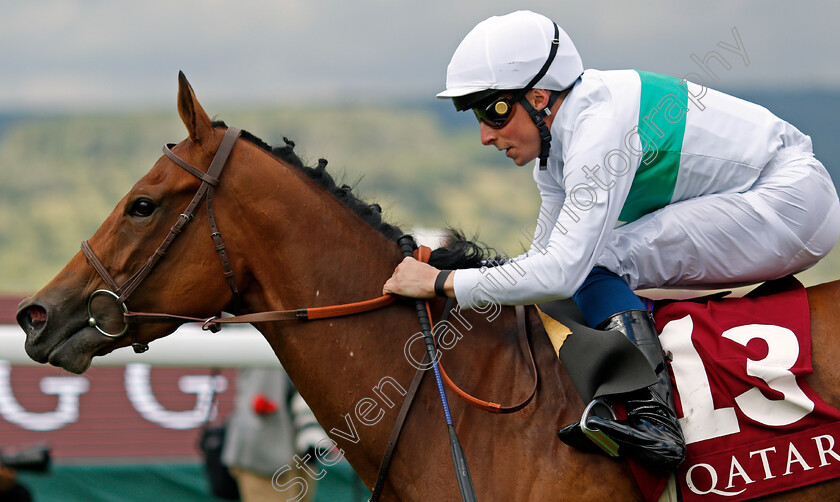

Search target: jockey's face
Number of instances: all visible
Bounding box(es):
[478,89,554,167]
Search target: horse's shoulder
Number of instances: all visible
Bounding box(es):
[805,278,840,301]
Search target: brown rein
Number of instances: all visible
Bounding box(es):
[123,294,396,328]
[122,248,536,415]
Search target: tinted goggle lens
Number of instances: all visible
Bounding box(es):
[473,96,514,128]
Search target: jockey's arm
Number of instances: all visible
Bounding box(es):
[452,115,635,310]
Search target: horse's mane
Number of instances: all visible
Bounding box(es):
[213,120,501,270]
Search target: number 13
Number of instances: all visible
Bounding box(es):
[659,315,815,445]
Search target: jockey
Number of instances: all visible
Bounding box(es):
[383,10,840,471]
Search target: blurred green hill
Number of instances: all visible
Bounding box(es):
[0,104,540,293]
[2,89,839,294]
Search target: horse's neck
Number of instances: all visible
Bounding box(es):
[230,156,401,312]
[228,160,418,477]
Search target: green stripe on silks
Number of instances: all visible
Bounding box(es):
[619,71,688,223]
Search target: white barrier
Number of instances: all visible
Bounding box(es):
[0,324,281,368]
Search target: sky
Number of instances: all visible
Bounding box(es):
[2,0,838,112]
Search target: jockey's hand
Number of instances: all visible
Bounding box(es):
[383,257,442,299]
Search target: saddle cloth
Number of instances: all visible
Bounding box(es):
[632,277,840,501]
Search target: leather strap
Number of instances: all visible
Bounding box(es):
[192,294,397,329]
[81,240,120,293]
[368,348,431,501]
[368,296,453,501]
[409,247,539,414]
[119,245,434,329]
[438,304,537,414]
[206,185,239,295]
[163,144,220,185]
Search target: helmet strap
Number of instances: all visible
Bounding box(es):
[511,22,562,170]
[519,90,561,169]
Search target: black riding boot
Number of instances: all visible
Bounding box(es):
[558,310,686,472]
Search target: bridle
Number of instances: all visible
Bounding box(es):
[80,126,396,352]
[81,127,242,353]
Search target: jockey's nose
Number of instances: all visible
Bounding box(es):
[479,122,497,146]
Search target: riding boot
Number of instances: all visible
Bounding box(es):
[558,309,686,472]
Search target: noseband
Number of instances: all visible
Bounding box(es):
[81,127,242,352]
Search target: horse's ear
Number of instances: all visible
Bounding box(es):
[177,71,214,145]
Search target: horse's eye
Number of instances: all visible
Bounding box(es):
[127,198,156,218]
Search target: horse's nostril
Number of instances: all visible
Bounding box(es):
[29,306,47,325]
[20,305,47,331]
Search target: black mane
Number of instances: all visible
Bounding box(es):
[213,120,498,270]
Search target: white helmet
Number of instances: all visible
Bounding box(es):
[438,11,583,169]
[437,11,583,102]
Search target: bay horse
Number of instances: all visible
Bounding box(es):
[15,73,840,501]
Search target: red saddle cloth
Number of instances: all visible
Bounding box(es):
[632,277,840,501]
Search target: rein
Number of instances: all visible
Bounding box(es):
[122,294,396,327]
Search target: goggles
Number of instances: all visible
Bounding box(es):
[472,94,516,129]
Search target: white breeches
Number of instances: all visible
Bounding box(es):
[597,147,840,290]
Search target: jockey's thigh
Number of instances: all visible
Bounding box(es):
[597,148,840,290]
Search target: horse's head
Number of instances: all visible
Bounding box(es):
[16,73,246,373]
